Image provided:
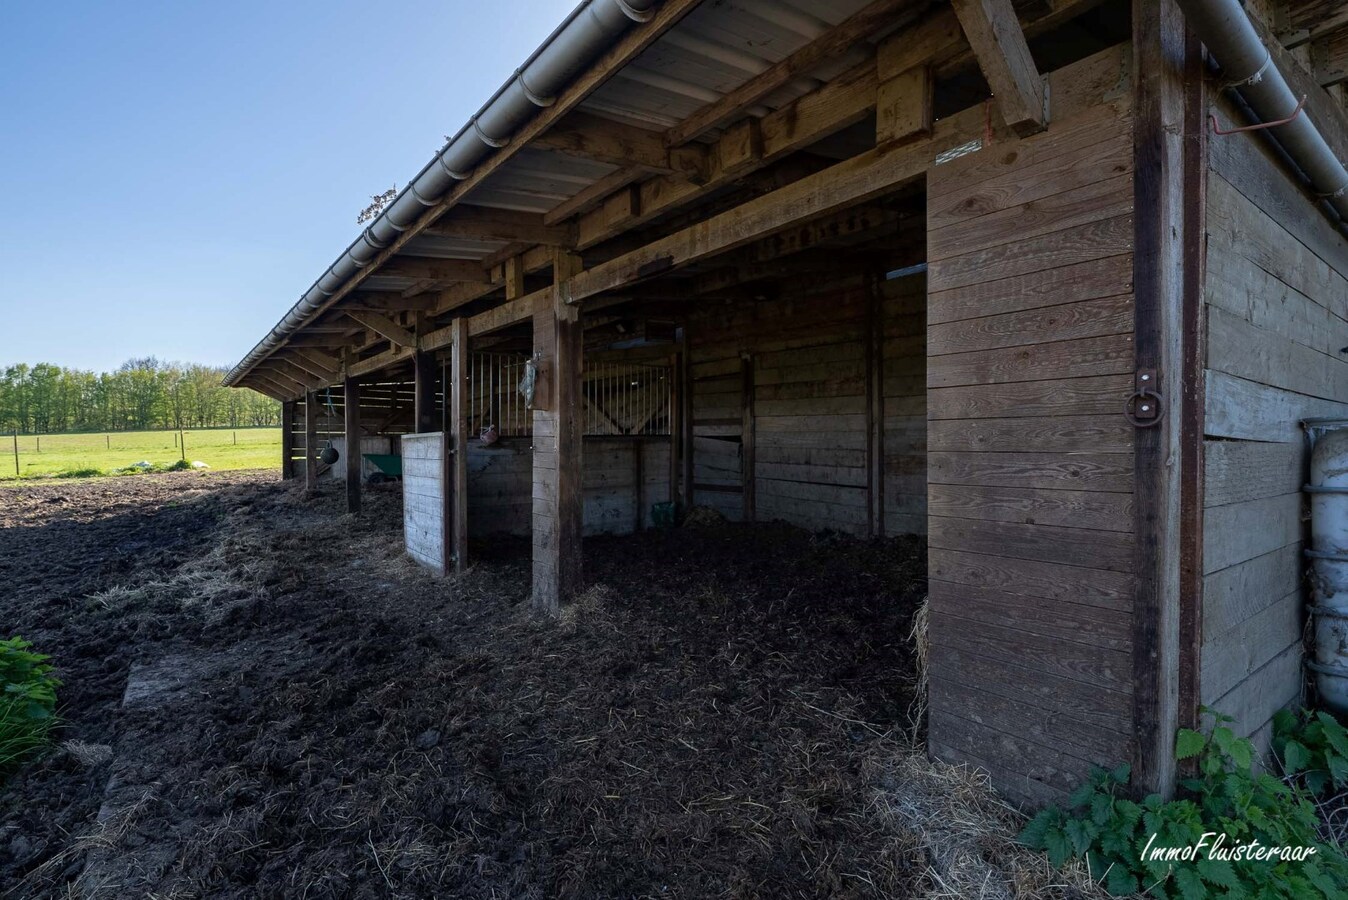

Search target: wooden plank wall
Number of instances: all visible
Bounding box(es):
[884,273,928,535]
[688,271,927,536]
[924,94,1138,805]
[402,433,446,572]
[465,438,671,538]
[1199,102,1348,744]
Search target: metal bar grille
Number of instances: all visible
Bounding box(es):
[464,353,671,437]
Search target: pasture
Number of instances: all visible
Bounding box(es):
[1,427,281,481]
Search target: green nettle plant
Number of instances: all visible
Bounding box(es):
[1020,710,1348,898]
[0,637,60,777]
[1271,708,1348,796]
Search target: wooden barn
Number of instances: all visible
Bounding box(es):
[225,0,1348,805]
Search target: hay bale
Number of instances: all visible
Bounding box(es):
[870,753,1117,900]
[681,505,725,528]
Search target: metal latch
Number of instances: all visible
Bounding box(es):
[1125,368,1162,428]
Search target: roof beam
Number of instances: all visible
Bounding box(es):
[233,0,702,388]
[575,54,881,248]
[664,0,923,147]
[377,256,492,282]
[348,345,414,379]
[544,166,648,226]
[345,291,440,312]
[561,42,1120,304]
[248,374,292,400]
[285,351,339,382]
[950,0,1047,136]
[424,205,577,246]
[346,310,417,348]
[268,358,326,389]
[537,111,673,171]
[293,347,342,373]
[256,365,310,395]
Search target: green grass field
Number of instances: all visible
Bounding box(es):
[0,428,281,481]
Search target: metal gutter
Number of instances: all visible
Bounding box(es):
[1175,0,1348,228]
[225,0,658,387]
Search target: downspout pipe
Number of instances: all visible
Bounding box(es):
[1174,0,1348,225]
[225,0,658,387]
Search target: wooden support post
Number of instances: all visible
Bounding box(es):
[633,439,645,533]
[281,401,295,479]
[669,351,682,506]
[1178,18,1209,739]
[305,390,318,492]
[876,65,933,148]
[504,254,526,301]
[532,252,585,614]
[1130,0,1189,798]
[344,375,362,513]
[740,353,755,522]
[414,349,437,434]
[449,318,469,573]
[680,329,694,511]
[950,0,1048,136]
[866,273,885,538]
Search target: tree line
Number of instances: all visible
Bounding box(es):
[0,359,280,434]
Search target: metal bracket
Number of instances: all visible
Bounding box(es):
[1125,368,1162,428]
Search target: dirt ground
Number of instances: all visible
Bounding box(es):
[0,471,1078,899]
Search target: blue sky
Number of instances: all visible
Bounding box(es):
[0,0,576,372]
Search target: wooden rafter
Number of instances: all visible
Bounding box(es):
[950,0,1047,136]
[423,205,576,246]
[234,0,703,387]
[543,166,648,226]
[537,111,673,171]
[255,368,307,397]
[266,359,321,389]
[663,0,923,147]
[347,310,416,348]
[560,43,1117,304]
[345,291,440,312]
[377,256,491,283]
[575,57,880,249]
[283,353,337,383]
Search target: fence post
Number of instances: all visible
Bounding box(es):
[12,430,18,477]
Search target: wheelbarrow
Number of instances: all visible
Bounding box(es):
[363,453,403,484]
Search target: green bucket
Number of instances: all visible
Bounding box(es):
[652,501,677,529]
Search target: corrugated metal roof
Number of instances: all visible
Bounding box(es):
[449,0,877,247]
[238,0,889,385]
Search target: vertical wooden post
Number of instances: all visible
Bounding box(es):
[1177,26,1209,737]
[740,353,755,522]
[633,438,645,532]
[12,430,18,477]
[532,251,585,614]
[305,390,318,492]
[281,400,295,478]
[414,350,437,435]
[344,375,362,513]
[680,327,694,511]
[1130,0,1190,798]
[866,273,886,538]
[449,318,469,572]
[668,351,681,505]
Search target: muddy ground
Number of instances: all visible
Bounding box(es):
[0,470,1058,899]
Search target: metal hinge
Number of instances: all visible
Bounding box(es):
[1125,368,1162,428]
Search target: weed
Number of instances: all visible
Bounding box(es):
[1021,710,1348,897]
[0,637,60,777]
